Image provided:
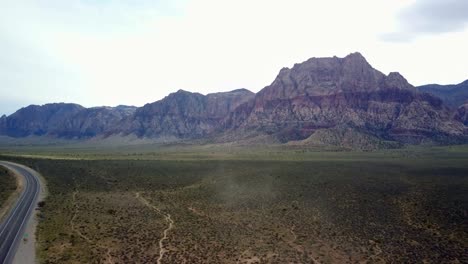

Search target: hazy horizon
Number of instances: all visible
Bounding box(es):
[1,0,468,115]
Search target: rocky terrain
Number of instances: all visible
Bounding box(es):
[0,53,467,148]
[0,103,85,137]
[455,103,468,126]
[115,89,254,138]
[0,104,136,138]
[226,53,466,145]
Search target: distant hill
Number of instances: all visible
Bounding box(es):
[0,104,136,138]
[1,53,467,148]
[417,80,468,108]
[0,103,85,137]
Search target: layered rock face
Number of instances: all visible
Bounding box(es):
[117,89,254,138]
[227,53,466,144]
[0,52,466,147]
[455,103,468,126]
[54,106,137,137]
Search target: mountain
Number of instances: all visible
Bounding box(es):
[224,53,466,145]
[54,105,137,138]
[455,103,468,126]
[0,104,136,138]
[116,89,254,138]
[0,89,255,140]
[0,103,85,137]
[417,80,468,108]
[0,52,467,148]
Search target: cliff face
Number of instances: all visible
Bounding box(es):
[455,103,468,126]
[53,106,137,138]
[0,104,136,138]
[0,103,85,137]
[255,53,392,101]
[226,53,465,144]
[0,53,466,147]
[116,89,254,138]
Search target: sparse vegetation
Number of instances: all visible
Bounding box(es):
[0,166,16,209]
[1,145,467,263]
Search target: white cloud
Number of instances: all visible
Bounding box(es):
[383,0,468,41]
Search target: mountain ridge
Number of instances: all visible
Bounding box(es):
[223,53,464,145]
[1,52,467,148]
[417,80,468,108]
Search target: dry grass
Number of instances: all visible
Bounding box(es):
[0,166,18,221]
[0,148,467,263]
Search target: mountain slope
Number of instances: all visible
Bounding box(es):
[116,89,254,139]
[417,80,468,108]
[0,103,85,137]
[0,53,466,147]
[53,105,137,138]
[0,104,136,138]
[455,103,468,126]
[225,53,466,144]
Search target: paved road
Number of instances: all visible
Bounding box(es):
[0,161,40,264]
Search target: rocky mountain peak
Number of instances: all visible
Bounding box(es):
[225,88,254,95]
[235,53,467,144]
[175,89,191,94]
[387,71,405,79]
[257,52,385,102]
[342,51,370,66]
[206,88,254,98]
[1,53,466,147]
[168,89,202,98]
[384,72,413,90]
[344,51,365,59]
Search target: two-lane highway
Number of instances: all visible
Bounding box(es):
[0,161,41,264]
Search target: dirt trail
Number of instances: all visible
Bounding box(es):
[286,225,321,264]
[235,249,261,264]
[70,190,114,264]
[188,206,209,218]
[135,192,174,264]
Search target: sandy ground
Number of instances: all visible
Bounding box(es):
[12,166,47,264]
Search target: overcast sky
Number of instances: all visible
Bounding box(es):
[1,0,467,115]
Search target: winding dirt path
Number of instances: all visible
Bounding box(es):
[70,190,114,264]
[135,192,174,264]
[286,225,321,264]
